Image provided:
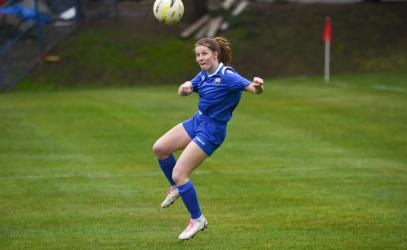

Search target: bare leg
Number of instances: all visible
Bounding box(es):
[173,140,208,238]
[153,123,192,160]
[172,141,208,186]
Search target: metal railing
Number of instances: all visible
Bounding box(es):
[0,0,117,92]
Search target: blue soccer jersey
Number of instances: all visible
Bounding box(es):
[190,63,251,122]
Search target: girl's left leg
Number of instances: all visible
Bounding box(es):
[172,141,209,240]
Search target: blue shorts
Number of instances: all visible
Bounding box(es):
[182,112,227,156]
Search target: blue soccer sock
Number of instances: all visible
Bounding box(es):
[158,154,176,186]
[178,181,202,219]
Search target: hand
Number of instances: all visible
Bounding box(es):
[178,81,193,96]
[252,77,264,87]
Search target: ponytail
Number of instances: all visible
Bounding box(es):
[214,37,232,66]
[195,37,233,66]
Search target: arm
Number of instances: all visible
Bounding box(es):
[178,81,194,96]
[244,77,264,94]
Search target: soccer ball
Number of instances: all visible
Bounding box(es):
[153,0,184,25]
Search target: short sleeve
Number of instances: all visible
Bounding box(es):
[224,70,251,91]
[190,72,203,92]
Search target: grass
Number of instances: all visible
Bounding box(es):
[1,73,407,249]
[19,31,198,88]
[15,3,407,91]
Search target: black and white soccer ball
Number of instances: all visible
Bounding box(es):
[153,0,184,25]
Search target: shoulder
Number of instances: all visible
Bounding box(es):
[219,66,251,89]
[219,66,237,80]
[195,70,206,78]
[221,66,237,75]
[220,66,246,82]
[191,70,206,82]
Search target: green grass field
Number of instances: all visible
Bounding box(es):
[1,73,407,249]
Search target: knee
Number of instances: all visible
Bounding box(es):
[152,141,168,159]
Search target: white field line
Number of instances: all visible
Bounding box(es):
[373,84,406,93]
[335,81,406,93]
[0,167,323,181]
[0,172,163,180]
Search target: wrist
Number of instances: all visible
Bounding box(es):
[254,85,263,94]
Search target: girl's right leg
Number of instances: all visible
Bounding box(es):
[153,123,191,207]
[153,123,192,160]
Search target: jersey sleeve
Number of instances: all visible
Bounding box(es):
[224,70,251,91]
[190,72,202,92]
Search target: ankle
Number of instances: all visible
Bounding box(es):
[193,214,204,222]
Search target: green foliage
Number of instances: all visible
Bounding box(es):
[1,73,407,249]
[20,29,197,88]
[16,3,407,90]
[225,3,407,77]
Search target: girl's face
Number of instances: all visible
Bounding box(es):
[195,45,219,74]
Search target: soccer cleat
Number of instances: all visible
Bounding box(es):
[161,186,180,208]
[178,216,208,240]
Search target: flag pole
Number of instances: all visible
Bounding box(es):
[323,16,332,83]
[324,38,330,83]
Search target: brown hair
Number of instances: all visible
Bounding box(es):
[195,37,232,66]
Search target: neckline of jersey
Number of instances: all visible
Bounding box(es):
[206,63,224,78]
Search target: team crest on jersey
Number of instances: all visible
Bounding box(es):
[214,77,221,84]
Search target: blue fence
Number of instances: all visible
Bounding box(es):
[0,0,117,92]
[0,0,78,91]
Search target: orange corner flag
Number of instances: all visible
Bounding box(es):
[323,16,332,43]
